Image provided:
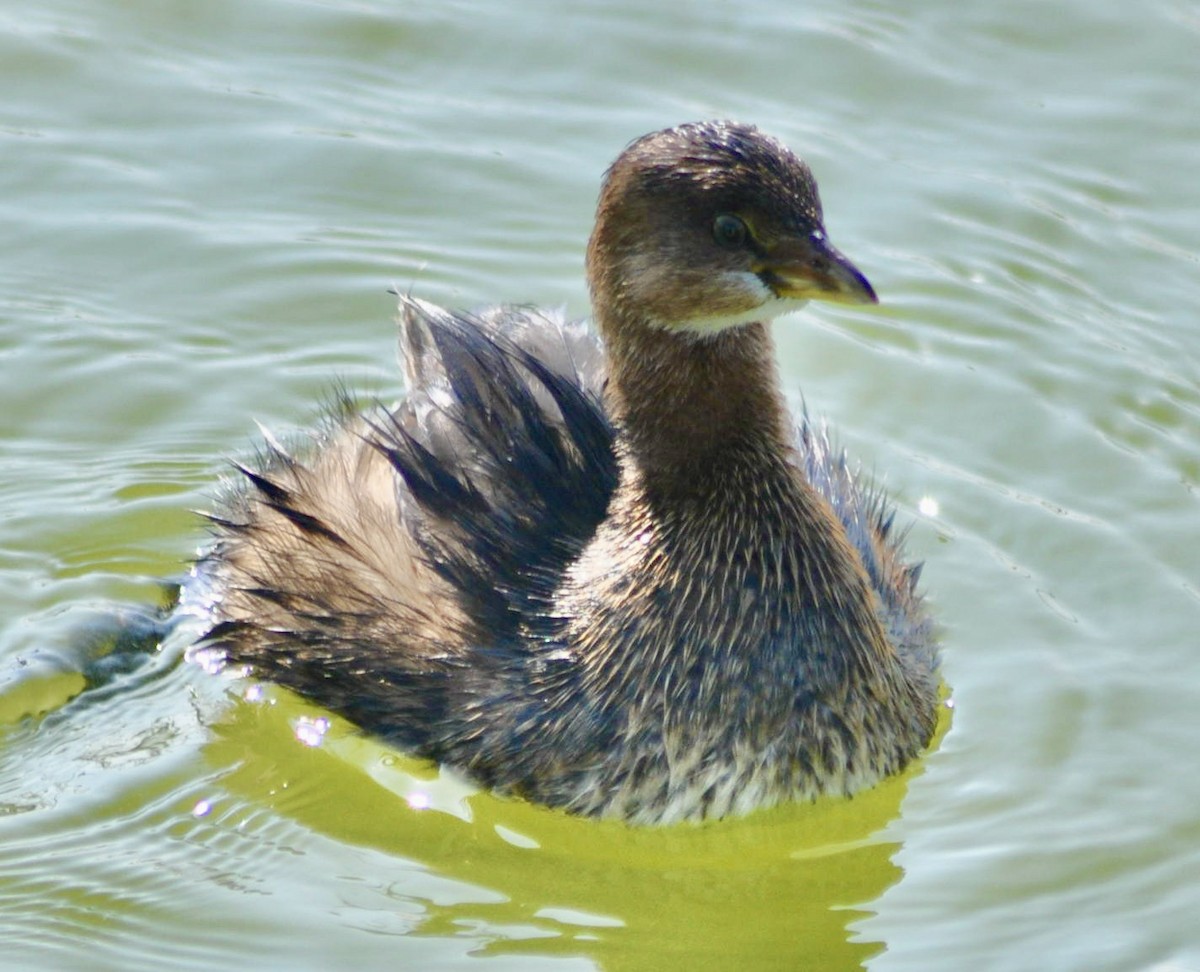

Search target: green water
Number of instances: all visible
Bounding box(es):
[2,1,1198,969]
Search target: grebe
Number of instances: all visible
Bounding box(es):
[191,121,939,825]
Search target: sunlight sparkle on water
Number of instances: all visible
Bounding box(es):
[294,716,330,747]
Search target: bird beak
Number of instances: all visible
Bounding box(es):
[758,232,878,305]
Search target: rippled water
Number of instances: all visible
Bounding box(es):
[2,1,1198,969]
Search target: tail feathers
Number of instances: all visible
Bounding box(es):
[374,301,617,639]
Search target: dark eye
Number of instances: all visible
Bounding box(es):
[712,213,748,249]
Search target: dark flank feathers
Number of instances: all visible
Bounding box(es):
[197,301,614,749]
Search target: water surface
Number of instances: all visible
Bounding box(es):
[2,1,1198,969]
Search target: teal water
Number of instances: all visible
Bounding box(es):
[2,1,1198,969]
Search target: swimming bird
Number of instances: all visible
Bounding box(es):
[190,120,939,825]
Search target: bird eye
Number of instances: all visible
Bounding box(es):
[712,213,748,249]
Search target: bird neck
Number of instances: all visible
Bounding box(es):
[601,319,795,500]
[582,311,898,687]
